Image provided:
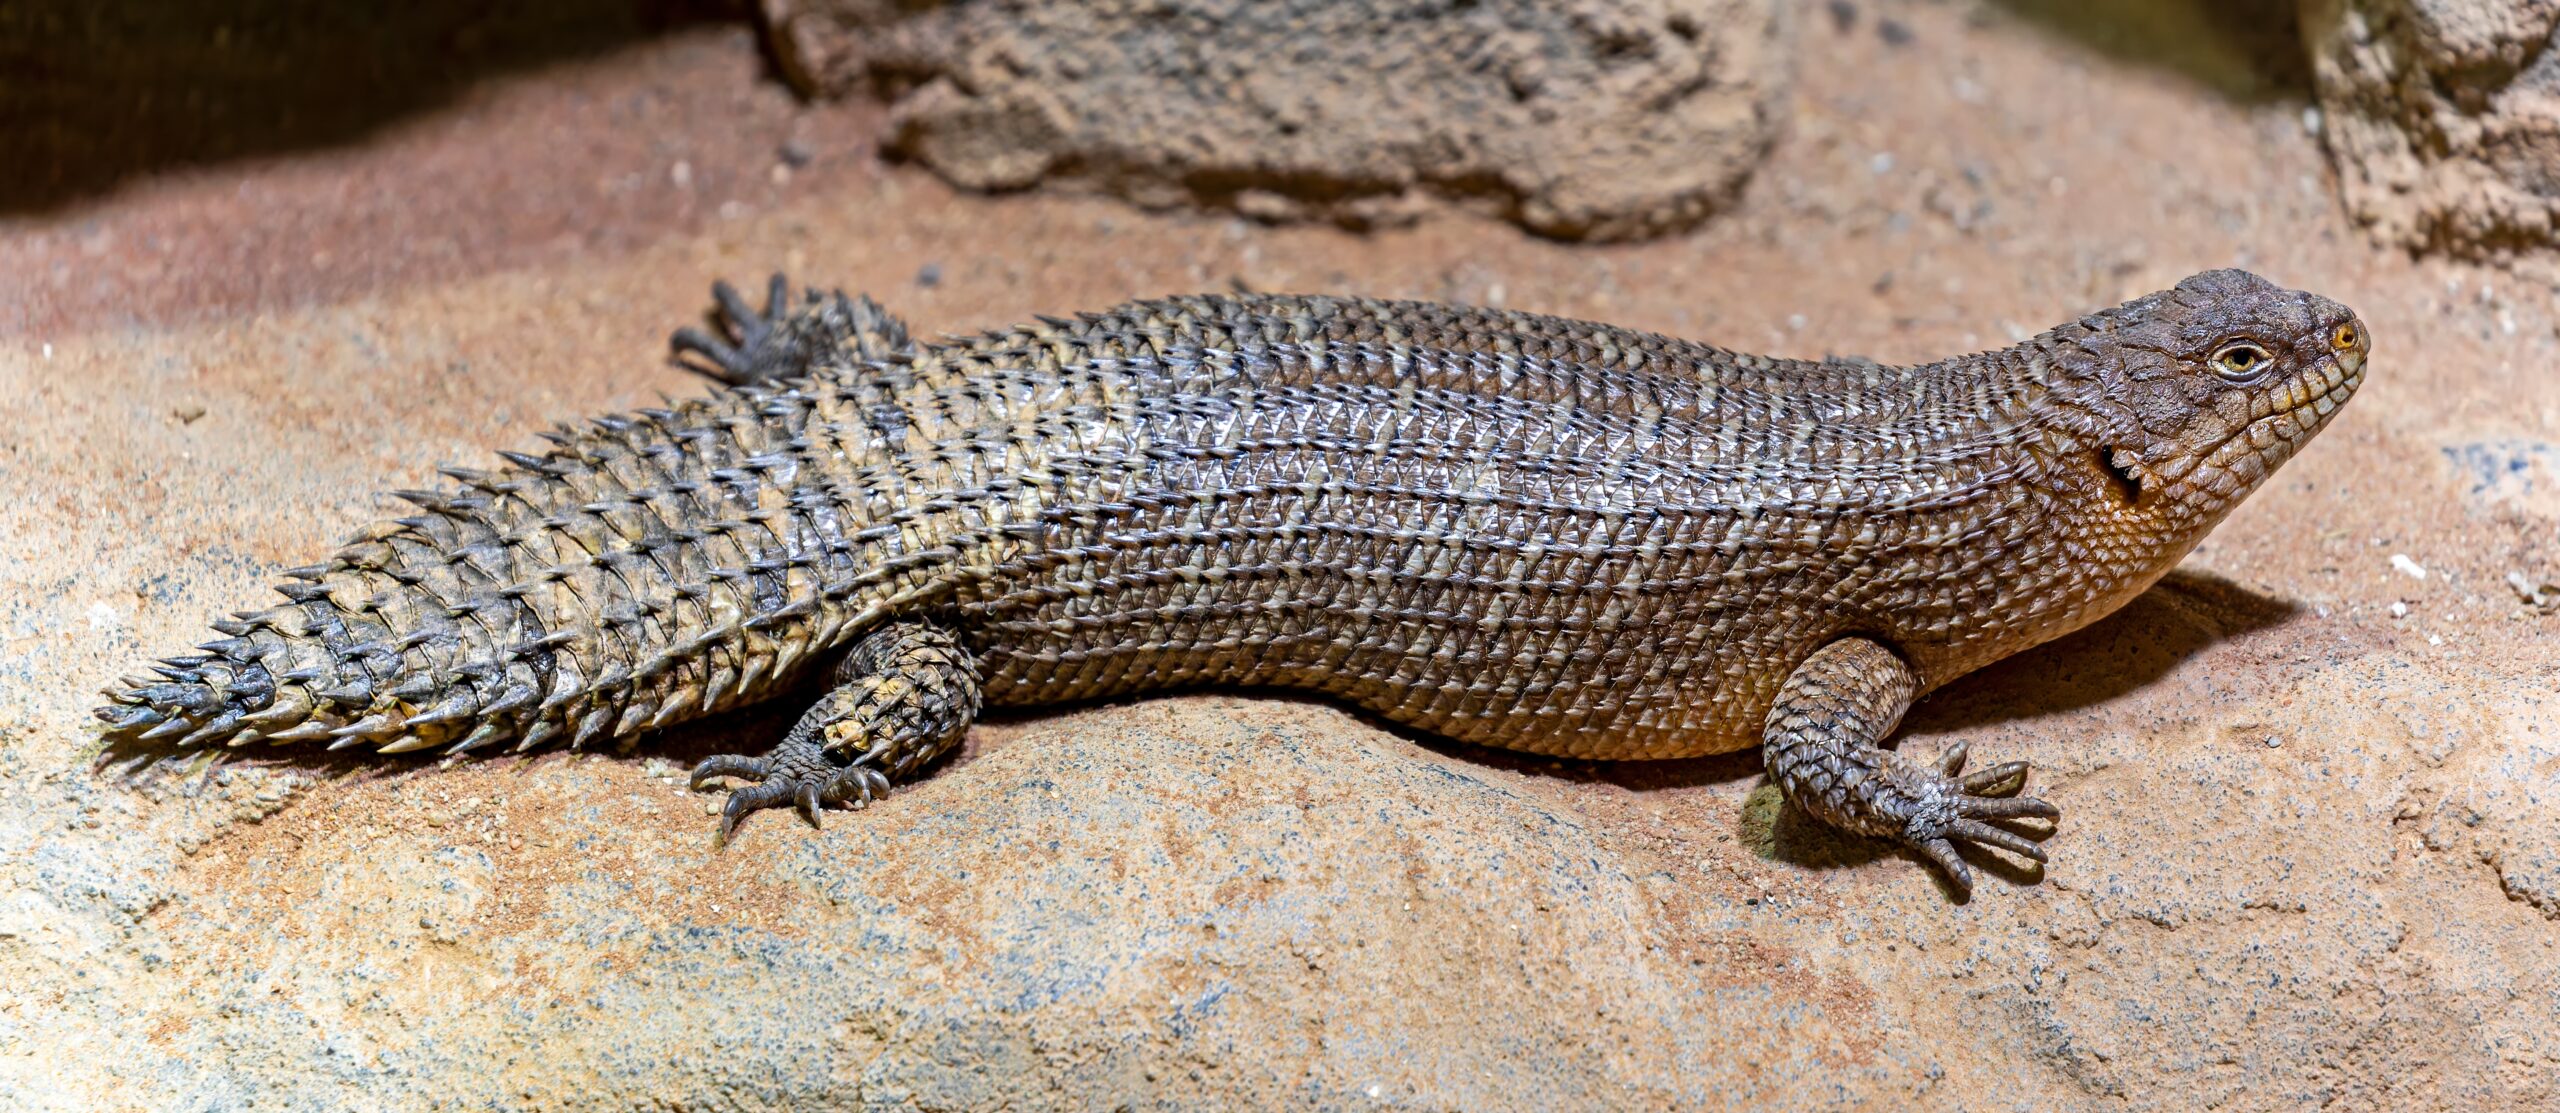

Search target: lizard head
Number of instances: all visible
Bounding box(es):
[2040,268,2368,524]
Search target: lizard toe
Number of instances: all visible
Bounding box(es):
[1946,817,2048,862]
[693,727,909,844]
[674,274,803,383]
[1912,836,1974,899]
[689,752,770,791]
[794,780,826,829]
[1958,760,2032,797]
[1959,793,2060,821]
[1897,754,2060,895]
[714,778,800,848]
[828,764,893,807]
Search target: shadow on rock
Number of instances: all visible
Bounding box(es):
[0,0,743,214]
[1908,567,2300,734]
[1977,0,2309,104]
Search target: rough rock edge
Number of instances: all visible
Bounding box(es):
[2303,0,2560,277]
[757,0,1795,241]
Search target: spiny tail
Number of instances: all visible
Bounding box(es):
[96,378,873,757]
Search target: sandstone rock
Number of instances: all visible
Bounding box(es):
[759,0,1795,239]
[2303,0,2560,272]
[9,6,2560,1109]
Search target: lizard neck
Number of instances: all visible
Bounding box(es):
[1901,328,2238,680]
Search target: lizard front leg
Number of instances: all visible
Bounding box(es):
[1763,637,2059,897]
[689,622,980,845]
[670,272,913,385]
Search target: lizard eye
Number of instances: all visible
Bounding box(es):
[2210,340,2275,384]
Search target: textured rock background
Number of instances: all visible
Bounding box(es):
[3,1,2558,1109]
[758,0,1794,239]
[2304,0,2560,273]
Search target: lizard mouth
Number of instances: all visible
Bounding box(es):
[2202,350,2365,479]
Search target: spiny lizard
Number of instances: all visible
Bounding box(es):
[98,270,2369,895]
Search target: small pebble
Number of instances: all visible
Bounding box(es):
[1827,0,1857,33]
[2390,553,2427,580]
[778,139,814,168]
[2389,601,2409,618]
[917,262,943,288]
[1878,18,1914,46]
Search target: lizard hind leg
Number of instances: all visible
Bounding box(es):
[1761,637,2060,898]
[689,622,980,846]
[670,272,913,385]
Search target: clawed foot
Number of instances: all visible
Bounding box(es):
[1899,741,2060,898]
[671,273,912,386]
[671,274,796,385]
[688,738,894,847]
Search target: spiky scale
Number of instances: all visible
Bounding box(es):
[176,713,243,748]
[332,713,401,739]
[612,701,656,738]
[571,706,615,749]
[407,692,480,727]
[388,673,440,703]
[483,684,540,717]
[241,691,314,731]
[514,720,563,753]
[377,733,442,755]
[447,722,510,756]
[317,682,372,706]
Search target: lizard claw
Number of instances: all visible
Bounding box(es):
[1902,745,2060,897]
[795,780,826,829]
[671,273,794,384]
[688,739,896,847]
[689,752,767,790]
[713,778,797,848]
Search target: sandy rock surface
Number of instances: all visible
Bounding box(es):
[759,0,1793,240]
[2306,0,2560,271]
[3,3,2556,1109]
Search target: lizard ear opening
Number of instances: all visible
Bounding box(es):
[2095,446,2146,504]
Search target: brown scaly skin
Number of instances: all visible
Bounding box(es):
[97,269,2370,895]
